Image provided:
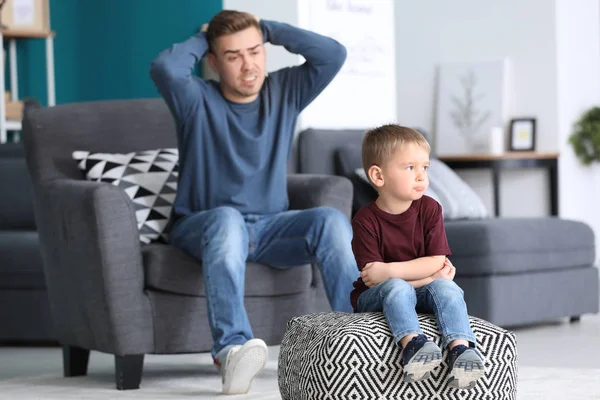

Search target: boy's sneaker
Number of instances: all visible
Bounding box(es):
[217,339,268,395]
[447,344,485,389]
[400,334,443,382]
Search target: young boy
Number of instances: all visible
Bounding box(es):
[350,124,485,389]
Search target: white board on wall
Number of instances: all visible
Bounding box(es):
[297,0,396,130]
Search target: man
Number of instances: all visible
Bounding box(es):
[150,10,358,395]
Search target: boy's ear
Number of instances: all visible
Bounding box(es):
[368,165,384,188]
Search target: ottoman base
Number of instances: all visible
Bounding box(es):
[278,312,517,399]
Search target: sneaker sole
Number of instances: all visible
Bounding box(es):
[222,339,268,395]
[402,342,443,382]
[448,349,485,389]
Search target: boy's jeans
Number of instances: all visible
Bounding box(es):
[357,278,476,349]
[169,206,358,358]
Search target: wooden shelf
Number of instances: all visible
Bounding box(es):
[0,29,55,39]
[438,152,559,162]
[0,27,55,143]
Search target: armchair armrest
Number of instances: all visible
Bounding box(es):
[34,179,154,355]
[287,174,353,219]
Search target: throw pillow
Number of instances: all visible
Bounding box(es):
[426,159,489,220]
[72,148,178,244]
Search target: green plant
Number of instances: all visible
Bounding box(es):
[570,106,600,165]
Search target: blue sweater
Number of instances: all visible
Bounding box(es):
[150,20,346,219]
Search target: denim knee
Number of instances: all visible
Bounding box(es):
[311,207,351,241]
[379,278,416,300]
[201,207,247,261]
[427,279,464,299]
[205,206,245,230]
[310,207,350,230]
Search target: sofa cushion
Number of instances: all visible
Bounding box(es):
[73,148,178,244]
[0,231,45,289]
[447,218,595,275]
[0,157,36,230]
[142,244,314,297]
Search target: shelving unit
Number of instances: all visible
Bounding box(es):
[0,29,56,144]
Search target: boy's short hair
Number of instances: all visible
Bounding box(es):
[206,10,261,53]
[362,124,430,176]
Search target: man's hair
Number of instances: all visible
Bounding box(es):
[206,10,261,53]
[362,124,430,175]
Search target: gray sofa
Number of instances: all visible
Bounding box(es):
[22,99,350,390]
[298,128,599,328]
[0,143,53,342]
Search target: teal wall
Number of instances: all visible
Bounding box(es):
[6,0,222,105]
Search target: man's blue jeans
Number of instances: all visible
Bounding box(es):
[357,278,476,349]
[169,206,358,357]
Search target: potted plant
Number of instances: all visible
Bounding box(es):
[569,106,600,165]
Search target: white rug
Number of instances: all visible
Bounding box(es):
[2,354,600,399]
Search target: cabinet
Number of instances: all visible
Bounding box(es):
[0,29,56,144]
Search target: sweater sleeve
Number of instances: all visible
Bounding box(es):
[149,34,209,122]
[261,20,347,111]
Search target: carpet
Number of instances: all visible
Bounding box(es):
[2,354,600,399]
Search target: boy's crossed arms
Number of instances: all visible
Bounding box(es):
[360,256,456,288]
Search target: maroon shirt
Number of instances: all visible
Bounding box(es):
[350,196,451,311]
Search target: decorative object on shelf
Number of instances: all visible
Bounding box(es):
[509,118,536,151]
[569,106,600,165]
[489,126,504,155]
[0,0,50,33]
[435,59,512,155]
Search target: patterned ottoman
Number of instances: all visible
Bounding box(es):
[278,312,517,400]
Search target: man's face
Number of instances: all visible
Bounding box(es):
[208,26,266,103]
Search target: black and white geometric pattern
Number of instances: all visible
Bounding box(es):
[278,312,517,400]
[73,148,178,244]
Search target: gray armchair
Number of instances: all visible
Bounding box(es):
[22,99,353,390]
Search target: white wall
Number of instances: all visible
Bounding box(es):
[395,0,559,217]
[555,0,600,257]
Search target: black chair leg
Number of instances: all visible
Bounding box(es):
[63,345,90,377]
[570,316,581,323]
[115,354,144,390]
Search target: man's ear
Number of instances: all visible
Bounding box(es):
[368,165,384,188]
[207,52,218,74]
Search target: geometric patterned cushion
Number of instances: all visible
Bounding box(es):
[278,312,517,400]
[72,148,178,244]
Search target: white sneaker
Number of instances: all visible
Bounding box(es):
[221,339,268,395]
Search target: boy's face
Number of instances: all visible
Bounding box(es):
[369,142,430,202]
[208,26,266,104]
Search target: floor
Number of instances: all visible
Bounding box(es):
[1,312,599,399]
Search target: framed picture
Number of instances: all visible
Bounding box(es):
[509,118,536,151]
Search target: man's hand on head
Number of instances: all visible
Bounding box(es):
[201,23,208,33]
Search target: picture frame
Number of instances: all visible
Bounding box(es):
[509,118,536,151]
